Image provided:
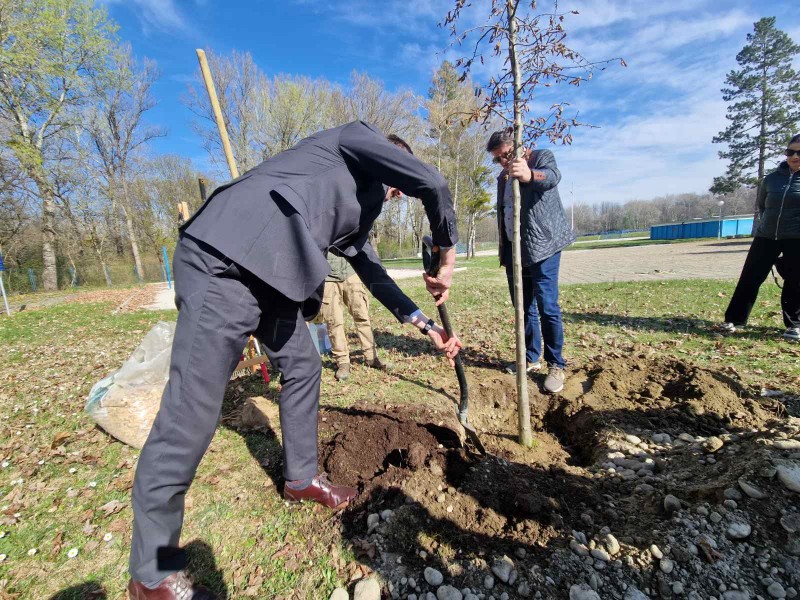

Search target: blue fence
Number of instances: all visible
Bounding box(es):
[651,216,754,241]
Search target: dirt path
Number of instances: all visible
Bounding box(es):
[559,239,750,284]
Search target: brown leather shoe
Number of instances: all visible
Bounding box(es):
[283,473,357,509]
[127,570,217,599]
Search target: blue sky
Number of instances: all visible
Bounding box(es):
[101,0,800,206]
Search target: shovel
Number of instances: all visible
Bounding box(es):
[422,236,486,455]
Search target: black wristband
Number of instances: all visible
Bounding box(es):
[422,318,435,335]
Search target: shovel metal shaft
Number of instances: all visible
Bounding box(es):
[435,303,469,422]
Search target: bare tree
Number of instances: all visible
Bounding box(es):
[332,71,421,137]
[0,0,116,290]
[443,0,621,445]
[258,76,336,155]
[85,46,165,282]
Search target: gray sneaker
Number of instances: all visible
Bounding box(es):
[784,327,800,342]
[717,322,737,333]
[543,366,566,394]
[505,361,542,375]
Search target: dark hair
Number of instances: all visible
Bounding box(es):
[790,134,800,146]
[486,128,513,152]
[387,134,413,154]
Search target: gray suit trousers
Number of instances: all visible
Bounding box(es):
[129,234,322,584]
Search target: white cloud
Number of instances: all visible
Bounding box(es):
[554,94,730,205]
[103,0,189,35]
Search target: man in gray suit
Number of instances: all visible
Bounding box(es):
[127,121,461,599]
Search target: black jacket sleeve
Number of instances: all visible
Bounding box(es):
[339,121,458,248]
[343,241,420,323]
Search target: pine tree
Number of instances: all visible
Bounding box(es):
[711,17,800,196]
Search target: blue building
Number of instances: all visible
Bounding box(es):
[650,215,754,240]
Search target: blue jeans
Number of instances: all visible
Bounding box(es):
[503,246,566,368]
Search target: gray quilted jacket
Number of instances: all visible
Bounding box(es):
[496,149,575,266]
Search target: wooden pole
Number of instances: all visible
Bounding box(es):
[196,49,240,179]
[195,49,267,378]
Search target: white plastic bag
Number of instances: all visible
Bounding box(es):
[85,321,175,449]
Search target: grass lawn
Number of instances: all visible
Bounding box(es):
[0,261,797,598]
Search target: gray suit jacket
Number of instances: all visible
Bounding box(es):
[182,121,458,321]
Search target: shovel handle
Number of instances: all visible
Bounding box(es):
[421,237,469,421]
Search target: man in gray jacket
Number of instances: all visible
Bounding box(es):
[487,129,575,393]
[127,122,462,600]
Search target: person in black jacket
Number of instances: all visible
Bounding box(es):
[487,129,576,393]
[721,133,800,341]
[127,123,462,600]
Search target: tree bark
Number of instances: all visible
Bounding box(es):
[30,169,60,292]
[119,173,145,282]
[507,0,533,447]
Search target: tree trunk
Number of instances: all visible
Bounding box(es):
[31,172,60,292]
[507,0,533,447]
[754,61,769,233]
[470,216,477,258]
[466,212,476,258]
[453,137,462,214]
[89,233,112,287]
[120,174,145,282]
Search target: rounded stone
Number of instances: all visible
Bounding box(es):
[624,587,649,600]
[491,556,514,583]
[780,513,800,534]
[354,578,381,600]
[660,558,674,574]
[424,567,444,587]
[436,585,463,600]
[604,534,621,556]
[330,588,349,600]
[367,513,380,531]
[664,494,682,514]
[768,583,787,599]
[591,548,611,562]
[738,478,767,499]
[726,522,752,540]
[724,487,743,501]
[569,583,601,600]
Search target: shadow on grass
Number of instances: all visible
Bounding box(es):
[49,581,107,600]
[374,329,509,372]
[47,540,227,600]
[689,249,750,255]
[699,240,753,247]
[565,311,781,340]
